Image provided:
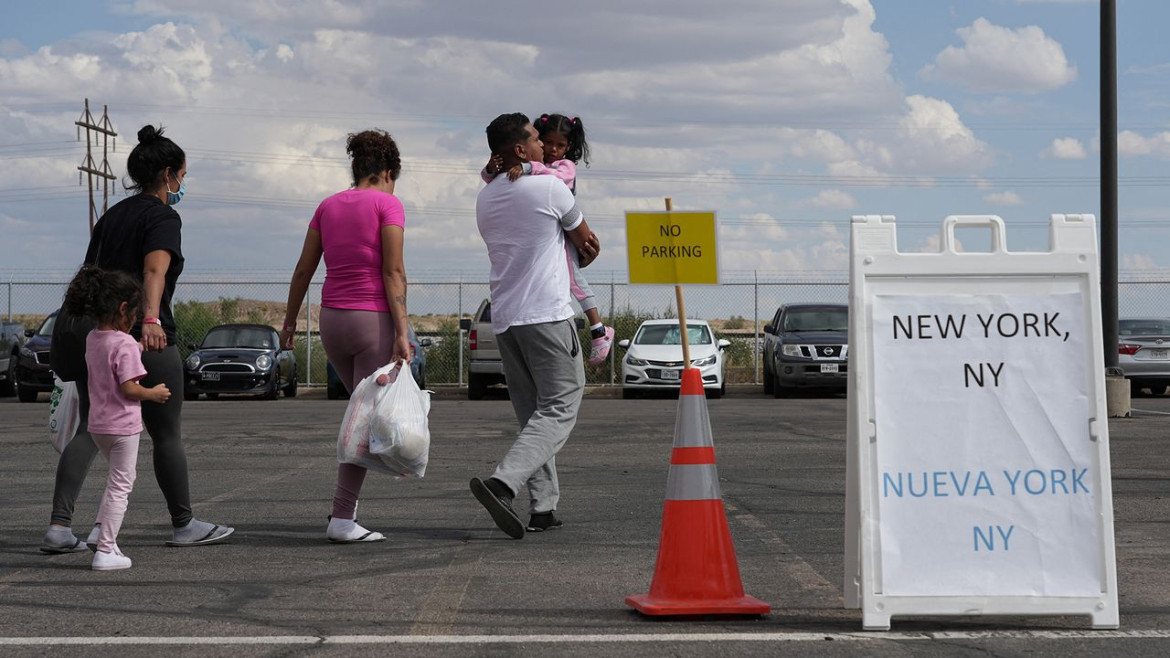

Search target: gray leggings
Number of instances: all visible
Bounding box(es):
[50,345,193,528]
[318,306,398,519]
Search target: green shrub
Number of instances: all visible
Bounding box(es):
[219,297,240,324]
[173,300,218,358]
[422,319,465,384]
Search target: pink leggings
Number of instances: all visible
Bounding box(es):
[91,432,140,553]
[319,307,397,520]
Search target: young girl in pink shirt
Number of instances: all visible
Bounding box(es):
[62,266,172,570]
[483,113,614,364]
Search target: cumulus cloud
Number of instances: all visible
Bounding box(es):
[1123,253,1160,271]
[803,189,857,209]
[1042,137,1087,159]
[922,18,1077,93]
[984,191,1023,205]
[878,95,994,173]
[1118,130,1170,158]
[0,1,1015,276]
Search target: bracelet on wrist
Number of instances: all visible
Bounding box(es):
[143,316,162,327]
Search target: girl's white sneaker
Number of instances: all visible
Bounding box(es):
[92,549,131,571]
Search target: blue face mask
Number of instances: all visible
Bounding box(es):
[167,176,186,205]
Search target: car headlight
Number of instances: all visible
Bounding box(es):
[255,354,273,370]
[626,356,649,366]
[185,355,200,370]
[691,355,716,366]
[781,344,804,357]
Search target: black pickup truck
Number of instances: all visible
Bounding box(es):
[762,303,849,397]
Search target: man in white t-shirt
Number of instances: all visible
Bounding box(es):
[469,112,600,539]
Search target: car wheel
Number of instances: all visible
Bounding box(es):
[183,389,199,401]
[1130,380,1143,396]
[622,387,637,400]
[706,386,724,399]
[284,371,298,398]
[762,363,773,395]
[468,373,487,400]
[16,376,38,402]
[327,381,342,400]
[1150,384,1168,396]
[772,372,789,399]
[263,374,279,400]
[0,358,15,397]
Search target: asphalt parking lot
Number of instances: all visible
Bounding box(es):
[2,387,1169,657]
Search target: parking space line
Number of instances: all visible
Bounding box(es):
[724,499,839,598]
[407,536,485,636]
[1131,408,1170,416]
[3,630,1170,646]
[199,461,319,505]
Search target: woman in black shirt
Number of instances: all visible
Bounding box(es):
[41,125,235,553]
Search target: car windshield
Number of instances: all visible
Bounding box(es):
[38,314,56,336]
[202,327,275,349]
[1119,320,1170,336]
[635,324,713,346]
[783,308,848,332]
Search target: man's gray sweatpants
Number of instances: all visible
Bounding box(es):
[491,319,585,513]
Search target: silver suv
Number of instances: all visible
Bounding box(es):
[460,299,506,399]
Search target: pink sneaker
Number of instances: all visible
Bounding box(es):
[588,326,615,365]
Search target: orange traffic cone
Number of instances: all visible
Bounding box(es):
[625,368,770,616]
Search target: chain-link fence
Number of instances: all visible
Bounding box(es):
[6,275,1170,387]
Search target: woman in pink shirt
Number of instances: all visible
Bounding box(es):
[62,266,172,570]
[281,129,410,543]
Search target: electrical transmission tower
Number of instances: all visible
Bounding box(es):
[76,98,118,234]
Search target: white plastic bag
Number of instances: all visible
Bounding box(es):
[337,361,431,477]
[48,376,80,453]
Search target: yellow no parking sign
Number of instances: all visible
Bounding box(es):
[625,211,719,285]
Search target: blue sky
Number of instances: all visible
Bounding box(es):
[1,0,1167,281]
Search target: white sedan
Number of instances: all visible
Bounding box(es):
[618,319,730,399]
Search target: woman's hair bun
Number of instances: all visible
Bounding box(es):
[137,125,164,144]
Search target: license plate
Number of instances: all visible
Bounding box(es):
[660,369,680,381]
[1147,348,1169,360]
[820,363,839,373]
[201,371,221,381]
